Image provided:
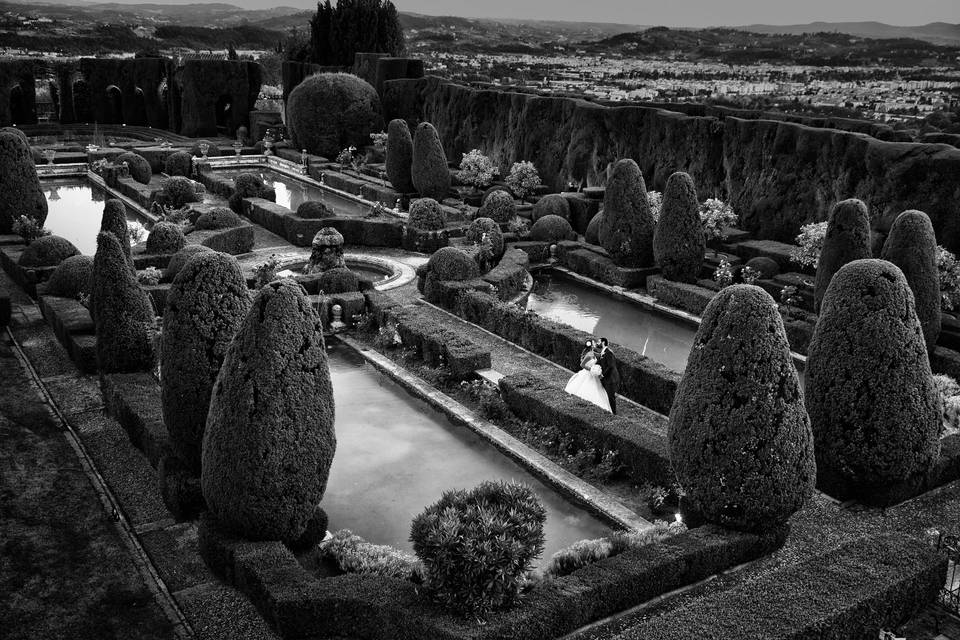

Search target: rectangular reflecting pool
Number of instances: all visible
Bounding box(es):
[42,178,150,256]
[322,345,611,569]
[215,168,372,218]
[526,271,696,373]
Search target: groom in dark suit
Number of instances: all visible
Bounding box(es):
[597,337,621,415]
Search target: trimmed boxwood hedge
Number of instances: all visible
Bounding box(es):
[386,118,415,194]
[408,197,445,230]
[881,209,941,353]
[813,198,871,313]
[669,285,815,533]
[806,259,940,505]
[202,280,336,544]
[385,303,491,379]
[92,231,157,373]
[146,221,186,255]
[164,150,193,177]
[529,215,576,243]
[479,190,516,224]
[195,207,242,230]
[531,194,570,222]
[318,267,360,294]
[18,235,80,267]
[164,244,213,282]
[100,199,134,270]
[653,172,705,283]
[116,151,152,185]
[599,159,654,267]
[465,217,505,260]
[0,130,47,233]
[287,73,383,158]
[161,251,251,475]
[411,122,451,201]
[481,247,528,300]
[45,254,93,298]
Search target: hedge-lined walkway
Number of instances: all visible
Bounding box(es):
[0,270,279,640]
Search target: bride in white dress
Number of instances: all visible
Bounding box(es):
[564,340,612,413]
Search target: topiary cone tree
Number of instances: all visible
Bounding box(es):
[100,199,135,272]
[411,122,451,201]
[599,159,654,267]
[161,252,251,475]
[881,210,941,353]
[0,130,47,233]
[91,232,157,374]
[669,284,815,533]
[286,72,383,159]
[653,171,705,283]
[805,259,940,505]
[386,118,414,193]
[813,198,871,314]
[202,279,336,543]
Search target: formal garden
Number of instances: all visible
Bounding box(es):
[4,4,960,638]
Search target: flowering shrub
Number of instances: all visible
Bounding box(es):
[320,529,423,581]
[937,246,960,311]
[933,374,960,438]
[252,254,279,289]
[457,149,499,189]
[369,131,388,151]
[714,259,734,288]
[647,190,662,223]
[505,161,541,201]
[790,221,828,269]
[136,266,162,286]
[336,146,358,170]
[127,220,148,245]
[741,264,761,285]
[649,482,687,514]
[507,216,530,236]
[11,215,50,244]
[699,198,738,244]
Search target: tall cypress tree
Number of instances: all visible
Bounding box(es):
[308,0,404,65]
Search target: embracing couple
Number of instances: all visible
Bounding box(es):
[564,337,621,414]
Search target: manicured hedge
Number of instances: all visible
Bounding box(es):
[500,372,671,483]
[646,275,716,316]
[386,304,491,379]
[198,512,782,640]
[450,288,680,414]
[481,247,529,300]
[188,223,255,255]
[116,151,152,185]
[556,244,654,289]
[18,235,80,267]
[386,118,415,193]
[624,532,945,640]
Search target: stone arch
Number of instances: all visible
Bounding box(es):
[129,86,148,126]
[72,73,91,122]
[105,84,123,124]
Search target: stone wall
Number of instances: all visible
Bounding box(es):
[382,77,960,251]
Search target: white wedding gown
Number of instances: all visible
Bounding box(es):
[564,356,612,413]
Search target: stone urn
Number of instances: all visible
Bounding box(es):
[306,227,346,274]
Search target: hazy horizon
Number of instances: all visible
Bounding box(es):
[65,0,960,28]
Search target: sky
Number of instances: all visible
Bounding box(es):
[96,0,960,27]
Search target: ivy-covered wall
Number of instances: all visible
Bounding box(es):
[174,60,262,138]
[0,59,38,125]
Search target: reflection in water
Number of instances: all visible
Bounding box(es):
[42,179,148,256]
[215,169,371,217]
[322,346,610,568]
[526,273,696,373]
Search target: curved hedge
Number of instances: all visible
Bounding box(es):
[44,254,93,298]
[479,189,516,224]
[319,267,360,294]
[100,199,134,270]
[146,221,186,254]
[411,122,450,201]
[386,118,414,193]
[669,284,815,532]
[162,176,200,208]
[164,150,193,177]
[162,251,251,474]
[407,197,445,231]
[0,131,47,233]
[297,200,334,219]
[202,279,336,543]
[287,72,383,158]
[585,211,602,245]
[805,259,940,504]
[465,217,504,259]
[599,159,654,267]
[92,231,157,373]
[164,244,213,282]
[529,214,576,243]
[18,235,80,267]
[116,151,152,185]
[880,209,941,353]
[813,198,871,313]
[196,207,243,230]
[653,172,705,283]
[532,194,570,222]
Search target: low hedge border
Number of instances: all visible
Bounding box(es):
[482,248,529,301]
[499,372,671,484]
[115,176,159,210]
[557,243,658,289]
[510,241,551,263]
[624,532,946,640]
[444,288,680,414]
[100,371,171,469]
[402,226,449,253]
[37,294,97,372]
[384,304,491,380]
[646,274,717,316]
[242,197,405,248]
[188,222,255,255]
[198,511,782,640]
[0,243,58,297]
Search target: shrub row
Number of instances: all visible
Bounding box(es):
[499,372,671,484]
[646,275,716,316]
[198,513,782,640]
[447,289,680,414]
[626,532,945,640]
[244,197,403,248]
[557,244,655,289]
[385,304,491,380]
[481,248,529,300]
